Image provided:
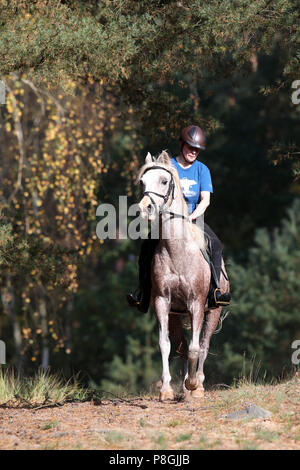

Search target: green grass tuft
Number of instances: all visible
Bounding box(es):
[0,367,88,406]
[41,420,59,430]
[176,432,192,442]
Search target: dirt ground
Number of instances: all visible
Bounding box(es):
[0,378,299,450]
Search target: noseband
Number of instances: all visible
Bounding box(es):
[140,165,189,221]
[141,165,175,208]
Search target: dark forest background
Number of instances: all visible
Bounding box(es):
[0,0,299,392]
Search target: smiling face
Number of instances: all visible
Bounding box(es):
[181,143,200,164]
[139,168,172,221]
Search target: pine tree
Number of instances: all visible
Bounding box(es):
[206,198,300,384]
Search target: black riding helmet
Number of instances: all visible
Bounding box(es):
[179,125,206,151]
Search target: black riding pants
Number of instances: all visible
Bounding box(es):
[203,223,223,286]
[138,223,223,293]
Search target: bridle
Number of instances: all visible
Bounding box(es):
[140,165,189,221]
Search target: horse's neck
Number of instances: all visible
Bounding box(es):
[159,193,193,243]
[169,182,188,216]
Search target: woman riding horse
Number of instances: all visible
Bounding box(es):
[127,125,231,313]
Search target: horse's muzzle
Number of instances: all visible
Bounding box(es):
[139,198,156,221]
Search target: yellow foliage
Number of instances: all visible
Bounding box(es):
[0,74,121,351]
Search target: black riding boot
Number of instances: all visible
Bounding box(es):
[204,224,231,309]
[126,237,158,313]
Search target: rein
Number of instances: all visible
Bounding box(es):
[141,165,189,221]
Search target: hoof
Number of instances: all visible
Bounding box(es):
[159,389,174,401]
[183,389,192,402]
[191,387,204,399]
[184,378,197,391]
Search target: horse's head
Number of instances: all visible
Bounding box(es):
[138,151,176,221]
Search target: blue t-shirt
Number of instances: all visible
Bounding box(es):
[171,157,213,214]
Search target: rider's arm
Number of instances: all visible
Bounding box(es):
[189,191,210,221]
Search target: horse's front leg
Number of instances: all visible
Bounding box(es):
[184,299,205,392]
[154,296,174,401]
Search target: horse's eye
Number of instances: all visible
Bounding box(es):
[162,179,168,185]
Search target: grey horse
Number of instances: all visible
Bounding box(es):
[137,151,230,401]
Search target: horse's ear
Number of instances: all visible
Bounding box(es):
[157,150,170,165]
[145,152,154,164]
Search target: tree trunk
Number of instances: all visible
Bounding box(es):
[38,292,49,371]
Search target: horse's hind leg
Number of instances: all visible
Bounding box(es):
[169,314,188,368]
[191,307,222,398]
[155,296,174,401]
[169,314,190,399]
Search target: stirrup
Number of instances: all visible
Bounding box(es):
[208,288,231,308]
[214,288,231,306]
[126,290,149,313]
[126,294,139,307]
[126,289,142,307]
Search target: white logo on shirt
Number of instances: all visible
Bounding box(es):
[180,178,197,197]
